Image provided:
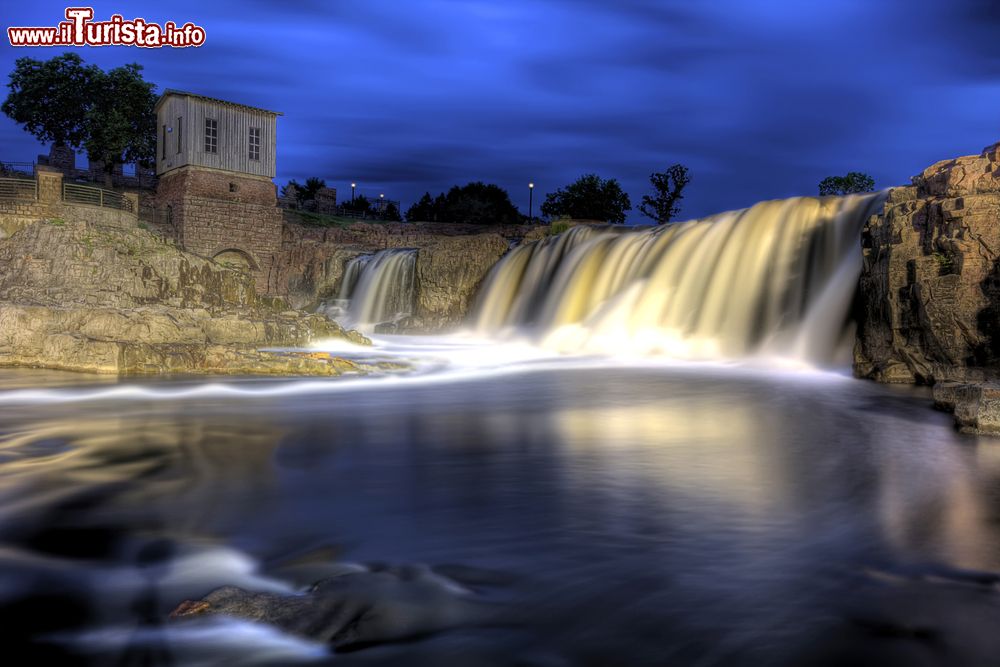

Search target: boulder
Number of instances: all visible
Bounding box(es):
[171,563,505,650]
[932,381,1000,434]
[854,142,1000,384]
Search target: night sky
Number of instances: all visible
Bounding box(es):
[1,1,999,221]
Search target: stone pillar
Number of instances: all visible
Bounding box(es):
[47,144,76,172]
[124,193,140,223]
[35,165,63,205]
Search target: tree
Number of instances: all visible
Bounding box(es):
[282,176,328,207]
[280,181,299,200]
[84,63,156,180]
[541,174,632,224]
[818,172,875,196]
[2,53,99,150]
[301,177,326,201]
[342,195,371,215]
[2,53,157,182]
[405,192,437,222]
[405,183,520,224]
[441,182,521,225]
[639,164,690,224]
[383,202,402,221]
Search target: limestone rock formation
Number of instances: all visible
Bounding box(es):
[855,142,1000,384]
[932,381,1000,435]
[0,220,368,375]
[411,234,509,331]
[277,218,513,330]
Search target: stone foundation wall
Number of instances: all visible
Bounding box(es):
[156,166,283,293]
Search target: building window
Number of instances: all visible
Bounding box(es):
[176,116,183,154]
[204,118,218,154]
[162,124,167,159]
[248,127,261,161]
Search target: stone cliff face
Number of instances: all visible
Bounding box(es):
[411,234,509,330]
[855,142,1000,385]
[0,220,368,375]
[276,218,517,330]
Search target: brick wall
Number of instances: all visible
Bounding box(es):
[156,166,283,293]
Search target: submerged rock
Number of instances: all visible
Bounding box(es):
[932,381,1000,434]
[0,220,369,375]
[170,564,507,651]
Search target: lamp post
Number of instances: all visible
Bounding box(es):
[528,182,534,223]
[351,183,356,203]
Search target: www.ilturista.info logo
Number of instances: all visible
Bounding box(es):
[8,7,206,48]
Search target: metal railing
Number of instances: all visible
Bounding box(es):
[0,176,37,200]
[63,182,133,212]
[0,161,35,178]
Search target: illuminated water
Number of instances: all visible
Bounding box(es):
[3,336,1000,666]
[326,248,418,332]
[475,194,886,363]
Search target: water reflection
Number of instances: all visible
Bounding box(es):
[0,362,999,665]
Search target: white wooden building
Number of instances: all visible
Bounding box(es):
[154,90,281,178]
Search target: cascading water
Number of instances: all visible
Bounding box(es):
[329,248,418,331]
[473,193,887,364]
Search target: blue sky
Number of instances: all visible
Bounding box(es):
[1,1,999,221]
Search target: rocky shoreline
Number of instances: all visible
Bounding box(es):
[0,219,370,376]
[855,141,1000,432]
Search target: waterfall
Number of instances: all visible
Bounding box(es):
[473,193,887,363]
[330,249,418,331]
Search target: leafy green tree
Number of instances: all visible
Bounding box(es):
[405,192,437,221]
[2,53,156,182]
[639,164,690,224]
[282,177,327,206]
[406,183,520,224]
[818,172,875,196]
[441,182,520,225]
[301,177,326,201]
[383,202,402,221]
[1,53,99,150]
[541,174,632,224]
[84,63,156,180]
[343,195,371,215]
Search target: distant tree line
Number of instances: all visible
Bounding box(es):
[404,165,692,226]
[406,182,522,225]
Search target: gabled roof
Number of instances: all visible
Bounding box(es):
[155,89,283,116]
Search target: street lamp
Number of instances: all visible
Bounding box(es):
[528,182,534,223]
[351,182,356,203]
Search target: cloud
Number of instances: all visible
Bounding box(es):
[0,0,998,220]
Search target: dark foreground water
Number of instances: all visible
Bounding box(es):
[2,339,1000,666]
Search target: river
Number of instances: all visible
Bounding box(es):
[2,334,1000,666]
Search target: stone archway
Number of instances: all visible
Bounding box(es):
[213,248,259,272]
